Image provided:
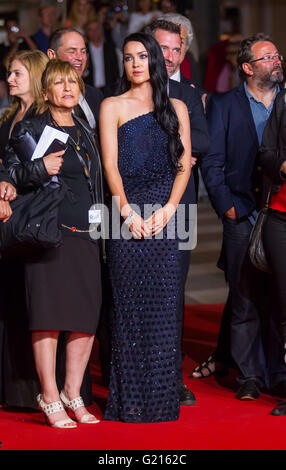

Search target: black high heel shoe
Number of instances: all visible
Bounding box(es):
[271,401,286,416]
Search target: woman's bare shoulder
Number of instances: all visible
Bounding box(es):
[170,97,188,115]
[100,95,129,117]
[100,96,121,111]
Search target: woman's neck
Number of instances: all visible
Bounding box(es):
[9,97,33,137]
[49,107,75,126]
[129,81,153,105]
[19,96,33,113]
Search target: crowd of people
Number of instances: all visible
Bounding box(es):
[0,0,286,428]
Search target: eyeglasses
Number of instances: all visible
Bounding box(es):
[249,54,283,64]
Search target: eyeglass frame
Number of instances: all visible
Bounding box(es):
[249,54,283,64]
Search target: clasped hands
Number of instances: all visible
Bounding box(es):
[0,181,17,223]
[126,203,176,239]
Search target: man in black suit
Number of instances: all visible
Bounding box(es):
[161,12,204,91]
[160,13,208,109]
[146,20,209,202]
[145,19,209,406]
[158,13,210,199]
[47,28,103,132]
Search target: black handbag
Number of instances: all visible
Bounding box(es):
[0,178,67,256]
[248,189,271,273]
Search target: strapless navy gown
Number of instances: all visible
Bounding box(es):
[104,113,181,422]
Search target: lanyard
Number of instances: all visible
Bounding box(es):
[51,119,96,205]
[74,139,96,205]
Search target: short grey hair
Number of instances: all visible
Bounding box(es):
[160,13,193,49]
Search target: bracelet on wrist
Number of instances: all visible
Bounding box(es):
[124,210,135,226]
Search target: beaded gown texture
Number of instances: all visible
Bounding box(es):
[104,112,181,423]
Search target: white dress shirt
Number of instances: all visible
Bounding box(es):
[89,41,105,89]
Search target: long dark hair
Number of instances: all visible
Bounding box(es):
[120,32,184,171]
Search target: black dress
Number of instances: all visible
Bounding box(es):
[103,113,181,423]
[2,117,102,408]
[25,126,101,333]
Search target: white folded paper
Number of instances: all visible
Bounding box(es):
[31,125,69,160]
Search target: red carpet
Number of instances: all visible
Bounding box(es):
[0,304,285,451]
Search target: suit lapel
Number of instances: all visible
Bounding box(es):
[181,74,191,86]
[235,85,259,148]
[168,79,178,98]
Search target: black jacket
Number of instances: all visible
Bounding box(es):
[0,104,37,187]
[84,83,103,122]
[72,84,103,136]
[0,104,36,161]
[258,89,286,202]
[3,109,104,207]
[180,73,210,105]
[168,78,209,206]
[168,79,209,157]
[0,162,12,185]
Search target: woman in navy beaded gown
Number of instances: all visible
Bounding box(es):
[99,32,191,422]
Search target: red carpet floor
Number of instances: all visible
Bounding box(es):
[0,304,286,451]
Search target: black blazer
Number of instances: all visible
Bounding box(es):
[169,78,209,206]
[200,84,262,219]
[180,74,210,104]
[169,79,209,157]
[85,84,103,122]
[81,84,103,122]
[74,83,103,134]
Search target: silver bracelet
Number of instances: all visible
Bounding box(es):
[124,210,135,226]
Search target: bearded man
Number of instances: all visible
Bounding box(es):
[199,33,286,400]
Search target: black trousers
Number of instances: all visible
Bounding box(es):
[176,247,191,382]
[217,216,286,387]
[176,214,195,382]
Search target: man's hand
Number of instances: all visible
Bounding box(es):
[0,200,12,222]
[201,93,207,111]
[224,206,238,220]
[191,156,197,167]
[0,181,17,201]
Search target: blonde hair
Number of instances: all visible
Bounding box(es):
[39,59,85,111]
[1,50,49,124]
